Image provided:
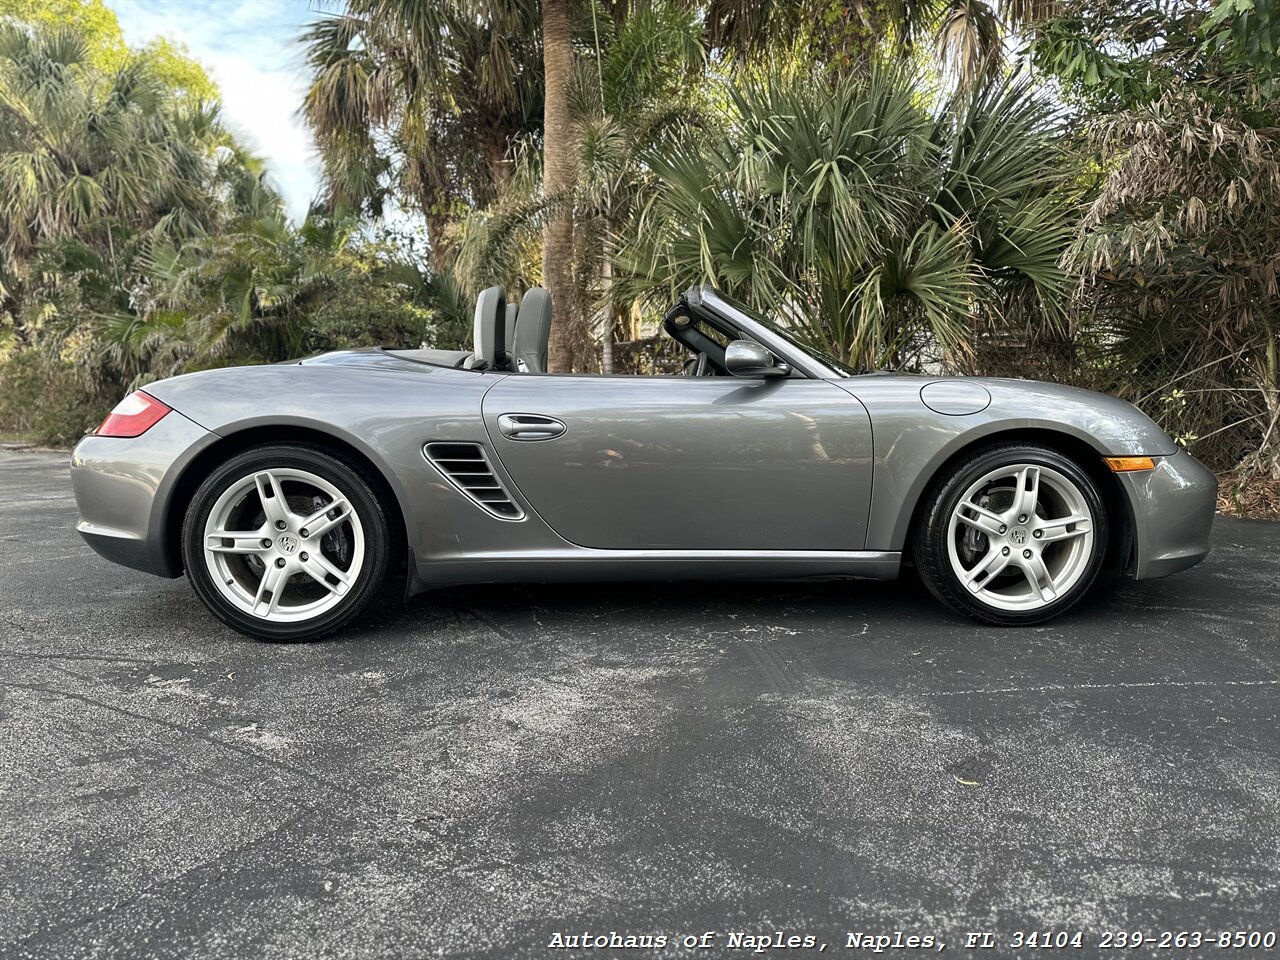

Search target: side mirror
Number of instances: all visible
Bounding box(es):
[724,340,789,378]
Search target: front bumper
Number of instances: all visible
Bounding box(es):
[1118,448,1218,580]
[70,410,217,578]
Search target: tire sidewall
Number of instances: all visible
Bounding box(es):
[920,444,1108,625]
[182,444,391,641]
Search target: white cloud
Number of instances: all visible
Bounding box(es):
[107,0,323,222]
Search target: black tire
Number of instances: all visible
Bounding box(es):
[182,443,393,641]
[913,442,1108,626]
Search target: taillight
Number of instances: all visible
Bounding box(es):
[96,390,171,438]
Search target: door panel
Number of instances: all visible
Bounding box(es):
[482,376,873,550]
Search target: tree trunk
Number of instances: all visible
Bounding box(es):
[424,210,453,273]
[542,0,580,373]
[481,123,513,203]
[599,251,614,374]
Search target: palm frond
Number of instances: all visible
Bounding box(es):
[615,65,1076,369]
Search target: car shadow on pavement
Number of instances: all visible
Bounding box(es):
[367,566,1137,641]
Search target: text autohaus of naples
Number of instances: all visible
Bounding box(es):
[546,931,942,950]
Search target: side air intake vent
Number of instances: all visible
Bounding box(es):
[424,443,524,520]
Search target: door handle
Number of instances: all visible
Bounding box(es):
[497,413,566,441]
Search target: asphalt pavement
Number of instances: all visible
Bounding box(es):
[1,448,1278,959]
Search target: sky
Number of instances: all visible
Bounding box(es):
[106,0,327,222]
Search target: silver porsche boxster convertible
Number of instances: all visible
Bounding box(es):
[71,285,1217,640]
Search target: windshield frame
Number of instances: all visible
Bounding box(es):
[694,288,859,378]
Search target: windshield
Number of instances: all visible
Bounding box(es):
[708,292,860,377]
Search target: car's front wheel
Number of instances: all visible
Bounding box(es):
[182,443,393,641]
[913,443,1108,625]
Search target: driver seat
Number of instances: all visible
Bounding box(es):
[511,287,552,373]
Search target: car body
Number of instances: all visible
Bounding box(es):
[70,285,1217,639]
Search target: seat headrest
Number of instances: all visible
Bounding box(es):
[512,287,552,373]
[471,286,507,370]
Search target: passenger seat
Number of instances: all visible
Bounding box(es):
[511,288,552,373]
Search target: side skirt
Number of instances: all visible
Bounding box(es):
[409,549,901,593]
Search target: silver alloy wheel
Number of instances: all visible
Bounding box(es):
[202,468,365,623]
[945,463,1094,612]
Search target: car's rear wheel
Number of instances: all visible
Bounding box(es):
[913,443,1108,625]
[182,444,392,641]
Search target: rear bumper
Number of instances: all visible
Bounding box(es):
[1119,448,1217,580]
[70,411,217,578]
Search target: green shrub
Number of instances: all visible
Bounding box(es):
[305,287,436,353]
[0,349,105,447]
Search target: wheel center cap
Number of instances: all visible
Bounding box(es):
[1009,527,1028,546]
[277,534,298,554]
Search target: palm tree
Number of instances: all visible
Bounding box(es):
[302,0,543,267]
[540,0,580,371]
[438,1,706,371]
[692,0,1059,86]
[301,0,1054,374]
[575,1,705,372]
[0,22,262,347]
[614,66,1078,370]
[102,207,455,385]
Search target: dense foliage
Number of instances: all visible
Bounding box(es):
[1033,0,1280,479]
[615,67,1077,371]
[0,4,460,444]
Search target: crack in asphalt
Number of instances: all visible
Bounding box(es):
[0,651,160,665]
[6,808,316,953]
[458,604,523,644]
[0,681,354,798]
[6,551,96,566]
[923,677,1280,696]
